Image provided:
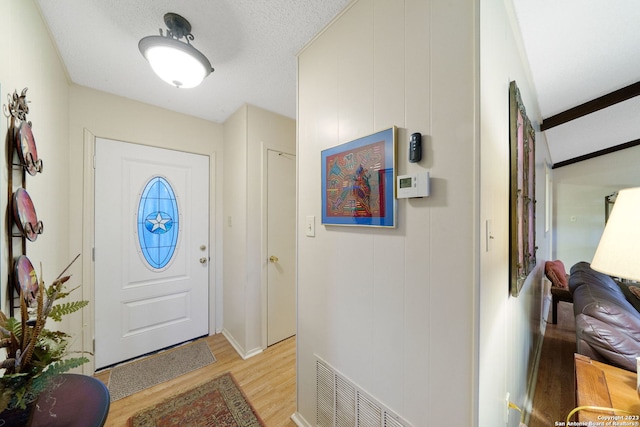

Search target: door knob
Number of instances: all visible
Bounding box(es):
[199,257,207,264]
[269,255,279,263]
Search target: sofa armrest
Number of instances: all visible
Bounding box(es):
[570,262,640,328]
[576,313,640,372]
[570,262,620,298]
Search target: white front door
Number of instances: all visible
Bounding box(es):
[94,138,209,369]
[266,149,296,345]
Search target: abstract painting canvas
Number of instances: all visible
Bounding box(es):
[321,127,396,227]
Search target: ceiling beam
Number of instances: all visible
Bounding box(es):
[540,81,640,131]
[552,138,640,169]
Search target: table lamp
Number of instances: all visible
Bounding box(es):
[590,187,640,395]
[591,187,640,282]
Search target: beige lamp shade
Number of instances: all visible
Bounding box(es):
[591,187,640,281]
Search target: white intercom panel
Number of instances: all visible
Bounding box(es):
[396,171,430,198]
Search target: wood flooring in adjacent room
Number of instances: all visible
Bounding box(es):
[94,334,297,427]
[529,301,577,427]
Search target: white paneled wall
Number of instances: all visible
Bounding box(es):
[296,0,476,424]
[298,0,553,426]
[479,0,552,426]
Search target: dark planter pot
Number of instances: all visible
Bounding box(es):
[0,402,35,426]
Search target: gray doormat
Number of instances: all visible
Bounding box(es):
[107,340,216,401]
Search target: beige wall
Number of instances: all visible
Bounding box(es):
[222,105,249,353]
[553,145,640,268]
[223,104,296,357]
[0,1,71,320]
[2,0,295,375]
[297,0,476,424]
[68,85,224,372]
[2,0,224,375]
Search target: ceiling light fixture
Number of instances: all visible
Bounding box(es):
[139,13,213,89]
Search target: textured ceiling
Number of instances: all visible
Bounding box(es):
[36,0,351,123]
[37,1,640,164]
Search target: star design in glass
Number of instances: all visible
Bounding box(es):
[147,212,170,232]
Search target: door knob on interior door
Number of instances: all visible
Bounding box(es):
[269,255,279,263]
[199,257,207,264]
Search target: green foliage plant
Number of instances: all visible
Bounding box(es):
[0,257,89,412]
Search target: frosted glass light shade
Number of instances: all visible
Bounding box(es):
[591,187,640,281]
[139,36,213,88]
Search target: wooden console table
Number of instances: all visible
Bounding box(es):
[574,354,640,422]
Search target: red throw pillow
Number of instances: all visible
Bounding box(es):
[545,260,569,288]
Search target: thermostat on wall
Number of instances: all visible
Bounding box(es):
[397,172,430,198]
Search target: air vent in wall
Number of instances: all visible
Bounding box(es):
[315,356,413,427]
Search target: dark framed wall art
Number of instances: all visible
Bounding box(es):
[321,127,397,227]
[509,81,536,297]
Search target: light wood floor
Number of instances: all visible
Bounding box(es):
[95,307,577,426]
[529,301,577,427]
[95,334,297,427]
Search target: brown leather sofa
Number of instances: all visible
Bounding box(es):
[570,261,640,372]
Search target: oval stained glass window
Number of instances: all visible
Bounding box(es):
[137,176,180,270]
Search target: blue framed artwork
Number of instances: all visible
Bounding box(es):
[321,127,397,227]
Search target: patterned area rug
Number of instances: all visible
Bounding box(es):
[109,340,216,401]
[128,372,265,427]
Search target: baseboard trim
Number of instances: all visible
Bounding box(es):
[245,346,263,359]
[221,329,263,360]
[291,412,311,427]
[523,320,547,426]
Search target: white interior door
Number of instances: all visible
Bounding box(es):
[94,138,209,368]
[267,149,296,346]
